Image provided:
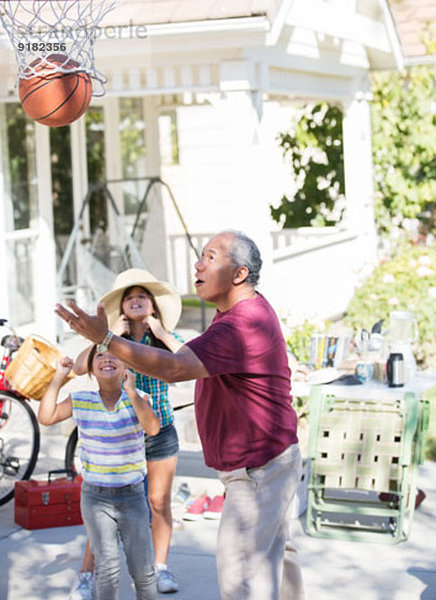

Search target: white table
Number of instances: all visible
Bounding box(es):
[291,372,436,401]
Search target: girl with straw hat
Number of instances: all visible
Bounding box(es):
[70,268,183,598]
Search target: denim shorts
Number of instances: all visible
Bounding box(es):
[145,423,179,461]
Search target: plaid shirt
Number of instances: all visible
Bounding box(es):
[129,331,184,428]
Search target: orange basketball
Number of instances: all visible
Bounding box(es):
[18,54,92,127]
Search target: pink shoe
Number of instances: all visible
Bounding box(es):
[183,495,211,521]
[203,494,225,519]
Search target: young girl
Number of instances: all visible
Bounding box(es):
[70,268,183,597]
[38,347,160,600]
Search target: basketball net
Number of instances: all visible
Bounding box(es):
[0,0,116,96]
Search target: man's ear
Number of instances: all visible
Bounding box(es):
[233,265,249,285]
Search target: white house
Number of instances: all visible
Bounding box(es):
[0,0,406,340]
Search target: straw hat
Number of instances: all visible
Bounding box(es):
[100,268,182,331]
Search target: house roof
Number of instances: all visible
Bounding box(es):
[0,0,279,38]
[104,0,280,25]
[389,0,436,59]
[1,0,433,57]
[0,0,412,80]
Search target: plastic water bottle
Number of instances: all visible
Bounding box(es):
[173,482,190,505]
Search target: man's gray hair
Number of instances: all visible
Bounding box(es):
[224,230,262,287]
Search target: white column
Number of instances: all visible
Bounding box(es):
[33,123,57,341]
[69,116,90,301]
[142,96,170,280]
[143,96,161,177]
[70,117,89,235]
[103,97,123,240]
[342,83,377,263]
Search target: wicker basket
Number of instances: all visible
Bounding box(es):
[5,335,70,401]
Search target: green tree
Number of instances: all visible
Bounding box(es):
[370,65,436,233]
[86,106,107,232]
[270,103,345,227]
[5,103,36,230]
[50,125,73,236]
[119,98,146,216]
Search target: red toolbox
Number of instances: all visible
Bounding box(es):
[15,469,83,530]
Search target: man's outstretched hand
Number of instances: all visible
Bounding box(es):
[55,301,109,344]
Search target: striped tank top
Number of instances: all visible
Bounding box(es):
[71,390,146,487]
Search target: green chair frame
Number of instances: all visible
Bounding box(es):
[306,387,429,543]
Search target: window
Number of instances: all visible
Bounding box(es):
[4,103,37,231]
[119,97,147,223]
[1,103,38,325]
[86,106,106,233]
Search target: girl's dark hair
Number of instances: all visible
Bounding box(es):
[87,344,98,376]
[120,286,171,351]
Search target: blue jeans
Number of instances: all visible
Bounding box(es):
[81,481,157,600]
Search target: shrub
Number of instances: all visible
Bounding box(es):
[345,242,436,366]
[285,319,320,365]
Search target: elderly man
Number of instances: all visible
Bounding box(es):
[56,230,304,600]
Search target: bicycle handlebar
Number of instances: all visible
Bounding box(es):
[0,320,24,350]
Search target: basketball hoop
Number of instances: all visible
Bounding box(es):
[0,0,116,97]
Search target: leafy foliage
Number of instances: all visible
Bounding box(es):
[370,66,436,233]
[119,98,147,215]
[86,106,107,232]
[345,243,436,365]
[271,103,345,227]
[423,386,436,461]
[50,125,73,235]
[286,319,320,364]
[5,103,36,230]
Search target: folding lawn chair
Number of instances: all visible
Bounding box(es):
[306,387,429,543]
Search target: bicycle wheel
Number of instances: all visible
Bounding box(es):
[65,426,81,475]
[0,391,40,506]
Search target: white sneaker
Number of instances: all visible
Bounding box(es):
[68,571,94,600]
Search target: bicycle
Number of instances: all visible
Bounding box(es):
[0,319,40,506]
[65,424,80,475]
[0,318,196,498]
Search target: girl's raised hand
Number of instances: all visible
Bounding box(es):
[143,314,165,339]
[56,356,74,378]
[123,368,136,394]
[112,314,130,337]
